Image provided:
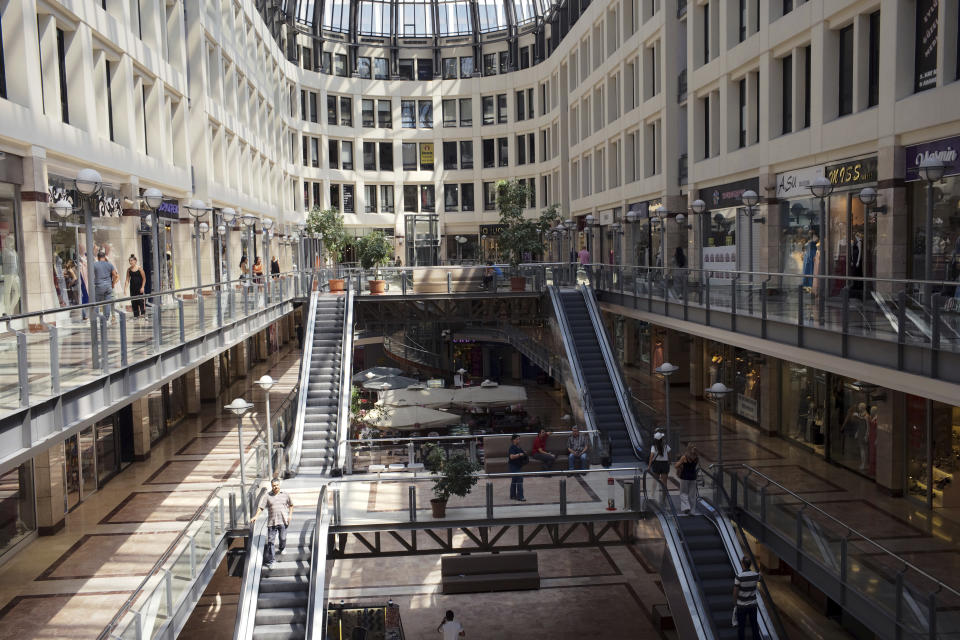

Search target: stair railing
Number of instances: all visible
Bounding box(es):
[306,486,332,640]
[288,290,319,475]
[547,286,601,440]
[333,287,355,472]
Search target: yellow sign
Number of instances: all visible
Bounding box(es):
[419,143,434,165]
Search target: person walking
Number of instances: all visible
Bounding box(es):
[508,434,527,501]
[437,610,465,638]
[93,251,119,318]
[124,255,146,318]
[648,431,671,504]
[675,443,700,515]
[253,256,264,284]
[733,555,761,640]
[263,478,294,567]
[239,256,249,281]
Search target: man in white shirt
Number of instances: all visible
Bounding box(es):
[437,610,465,639]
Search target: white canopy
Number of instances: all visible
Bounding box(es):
[361,376,419,390]
[364,405,460,430]
[352,367,403,383]
[379,384,527,409]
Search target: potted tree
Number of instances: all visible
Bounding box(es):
[495,180,560,291]
[355,231,394,294]
[305,206,348,291]
[423,444,481,518]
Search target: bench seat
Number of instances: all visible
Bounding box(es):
[440,552,540,594]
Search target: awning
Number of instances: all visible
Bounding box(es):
[379,385,527,409]
[352,367,403,383]
[364,405,460,430]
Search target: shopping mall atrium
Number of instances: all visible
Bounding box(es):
[0,0,959,638]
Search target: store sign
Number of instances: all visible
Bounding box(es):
[699,178,760,209]
[599,210,614,225]
[157,200,180,220]
[47,175,123,217]
[905,136,960,181]
[419,143,434,165]
[775,166,824,199]
[824,156,877,187]
[702,245,736,279]
[627,202,648,218]
[479,223,505,236]
[914,0,938,92]
[737,394,759,422]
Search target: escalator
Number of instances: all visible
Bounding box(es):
[550,286,643,461]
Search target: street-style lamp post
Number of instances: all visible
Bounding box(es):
[241,213,258,285]
[655,362,679,451]
[741,189,760,283]
[185,199,209,326]
[809,177,834,325]
[918,157,947,310]
[255,375,276,479]
[141,188,164,347]
[75,169,104,366]
[705,382,732,470]
[262,217,274,300]
[857,187,886,302]
[220,207,237,285]
[225,397,255,523]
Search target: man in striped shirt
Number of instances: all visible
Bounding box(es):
[733,555,761,639]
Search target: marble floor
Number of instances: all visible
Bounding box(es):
[0,342,301,640]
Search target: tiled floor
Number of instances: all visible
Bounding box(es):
[0,342,301,640]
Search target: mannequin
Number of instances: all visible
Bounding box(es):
[856,402,869,471]
[802,232,818,289]
[0,231,19,315]
[55,254,69,307]
[868,405,878,476]
[850,232,864,298]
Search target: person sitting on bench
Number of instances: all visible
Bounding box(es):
[566,426,590,470]
[481,261,495,289]
[531,428,556,470]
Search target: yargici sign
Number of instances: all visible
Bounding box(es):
[905,136,960,182]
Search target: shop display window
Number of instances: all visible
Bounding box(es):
[0,183,22,316]
[906,396,960,508]
[910,175,960,290]
[0,461,36,557]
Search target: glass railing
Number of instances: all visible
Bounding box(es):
[0,272,309,417]
[339,264,566,296]
[718,464,960,639]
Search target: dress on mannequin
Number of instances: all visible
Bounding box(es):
[0,238,20,315]
[850,234,863,298]
[868,406,878,477]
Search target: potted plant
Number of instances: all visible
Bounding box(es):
[305,206,348,291]
[423,444,481,518]
[356,231,394,294]
[494,180,560,291]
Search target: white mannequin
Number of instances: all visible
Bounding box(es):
[0,232,20,315]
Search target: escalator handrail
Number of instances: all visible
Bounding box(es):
[579,284,645,458]
[641,469,720,640]
[288,290,320,475]
[547,286,600,440]
[334,288,354,472]
[306,485,331,640]
[717,464,960,600]
[233,498,271,640]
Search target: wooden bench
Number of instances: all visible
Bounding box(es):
[441,552,540,594]
[482,433,572,474]
[411,267,484,293]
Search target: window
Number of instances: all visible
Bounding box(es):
[105,60,114,140]
[520,47,530,69]
[357,56,371,79]
[381,185,395,211]
[378,100,392,128]
[461,183,474,210]
[303,47,313,70]
[404,185,418,211]
[739,0,747,42]
[803,45,811,128]
[781,55,792,134]
[517,135,526,164]
[460,141,474,169]
[419,142,434,170]
[738,78,747,148]
[311,137,320,167]
[322,52,332,74]
[443,141,458,169]
[459,98,472,126]
[443,100,457,127]
[527,88,534,119]
[516,91,525,121]
[334,54,348,77]
[497,94,507,123]
[364,185,378,212]
[401,100,417,128]
[443,57,458,79]
[362,99,375,127]
[379,142,394,171]
[838,25,853,116]
[302,137,309,165]
[56,28,69,123]
[460,56,474,77]
[484,53,497,76]
[340,97,352,126]
[328,139,340,169]
[702,2,710,65]
[330,184,341,210]
[402,143,417,170]
[483,139,495,168]
[399,59,415,80]
[483,182,497,210]
[363,142,376,170]
[418,100,433,128]
[445,184,459,211]
[417,58,433,80]
[702,95,711,158]
[327,95,338,125]
[499,51,509,74]
[374,57,389,79]
[497,137,508,167]
[482,96,495,125]
[867,11,880,108]
[528,133,535,163]
[343,184,355,212]
[420,185,435,211]
[527,178,535,207]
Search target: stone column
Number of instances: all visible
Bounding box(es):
[34,444,66,535]
[256,331,268,363]
[231,342,247,379]
[20,149,60,313]
[199,358,218,402]
[875,391,905,496]
[758,359,779,436]
[689,337,707,400]
[131,396,151,461]
[182,369,200,415]
[876,140,908,291]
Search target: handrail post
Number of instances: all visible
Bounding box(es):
[345,442,352,474]
[559,476,567,515]
[682,275,688,321]
[486,481,494,519]
[730,276,738,332]
[759,483,767,523]
[47,322,60,395]
[895,569,905,639]
[841,287,850,357]
[447,271,452,293]
[705,277,711,326]
[407,442,415,466]
[12,326,29,408]
[408,485,417,522]
[189,536,197,578]
[164,569,174,619]
[177,298,186,343]
[99,313,110,373]
[839,536,848,597]
[760,281,767,338]
[897,290,907,370]
[119,312,128,368]
[928,591,937,640]
[216,289,224,327]
[931,293,941,377]
[797,285,805,347]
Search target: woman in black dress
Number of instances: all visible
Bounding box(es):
[125,255,146,318]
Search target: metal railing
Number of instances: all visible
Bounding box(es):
[288,290,319,474]
[306,486,332,640]
[720,464,960,638]
[334,287,355,472]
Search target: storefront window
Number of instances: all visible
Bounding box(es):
[779,197,820,278]
[0,461,36,556]
[906,396,960,508]
[702,208,738,283]
[733,349,762,424]
[0,183,22,315]
[827,191,869,297]
[779,364,826,453]
[909,175,960,285]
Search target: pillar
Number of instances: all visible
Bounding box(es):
[182,369,200,415]
[231,342,247,379]
[131,396,151,461]
[256,331,268,362]
[199,359,218,402]
[34,444,66,535]
[875,391,905,496]
[689,336,707,400]
[758,358,779,436]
